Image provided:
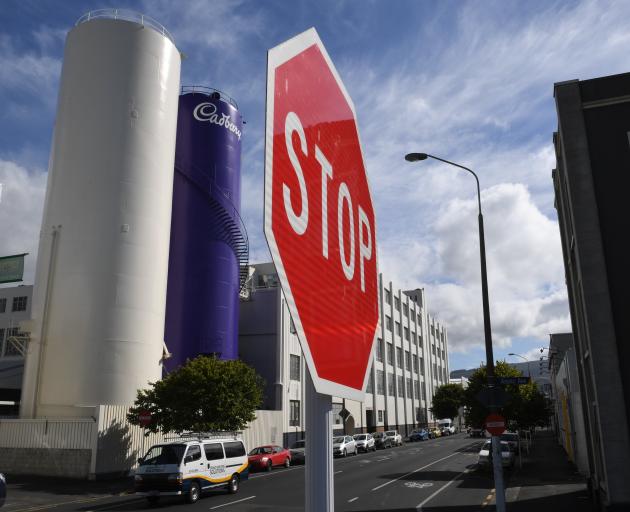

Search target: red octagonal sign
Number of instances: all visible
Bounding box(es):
[265,28,379,400]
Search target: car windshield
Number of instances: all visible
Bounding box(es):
[249,447,273,455]
[291,440,305,449]
[354,434,366,440]
[141,444,186,465]
[385,431,394,435]
[333,437,345,443]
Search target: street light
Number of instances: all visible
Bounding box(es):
[508,352,532,378]
[405,152,505,512]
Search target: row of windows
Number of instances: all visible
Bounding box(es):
[431,345,446,359]
[375,339,425,375]
[374,369,426,400]
[0,296,28,314]
[374,407,425,425]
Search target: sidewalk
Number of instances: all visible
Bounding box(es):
[505,429,593,511]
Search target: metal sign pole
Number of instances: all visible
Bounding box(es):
[305,369,334,512]
[491,436,506,510]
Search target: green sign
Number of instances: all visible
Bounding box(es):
[0,253,27,284]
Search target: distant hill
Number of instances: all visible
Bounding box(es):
[450,361,551,388]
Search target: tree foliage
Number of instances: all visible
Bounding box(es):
[127,356,265,434]
[430,384,465,419]
[463,360,551,430]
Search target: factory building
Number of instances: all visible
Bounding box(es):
[239,263,450,446]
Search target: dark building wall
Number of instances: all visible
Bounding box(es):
[553,73,630,510]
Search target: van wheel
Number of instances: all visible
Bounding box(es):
[185,481,200,504]
[228,474,239,494]
[284,457,290,468]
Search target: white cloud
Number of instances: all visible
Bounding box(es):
[0,160,47,284]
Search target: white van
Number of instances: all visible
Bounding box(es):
[437,419,456,435]
[134,434,249,505]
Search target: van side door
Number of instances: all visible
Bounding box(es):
[223,441,247,479]
[183,444,204,476]
[203,443,227,485]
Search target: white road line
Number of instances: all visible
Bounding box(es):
[210,495,256,509]
[415,469,471,511]
[371,452,460,491]
[249,466,304,478]
[335,470,343,474]
[348,497,359,502]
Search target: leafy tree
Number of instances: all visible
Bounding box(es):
[128,355,265,434]
[430,384,465,419]
[463,360,551,430]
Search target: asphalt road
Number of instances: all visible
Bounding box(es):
[4,434,499,512]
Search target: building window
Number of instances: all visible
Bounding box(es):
[386,315,392,331]
[290,354,301,381]
[404,326,410,341]
[377,370,385,395]
[397,375,404,397]
[422,386,427,400]
[403,303,408,316]
[387,373,395,396]
[413,355,419,374]
[0,328,4,356]
[414,380,420,399]
[12,296,27,312]
[431,325,435,336]
[433,363,437,377]
[432,345,436,356]
[396,347,403,369]
[405,350,411,371]
[289,400,300,426]
[332,403,343,425]
[417,314,422,326]
[387,343,394,365]
[418,334,423,348]
[376,338,383,362]
[395,322,401,337]
[0,298,6,313]
[394,296,400,310]
[366,370,374,394]
[420,357,425,375]
[384,289,391,305]
[378,410,383,422]
[406,378,413,397]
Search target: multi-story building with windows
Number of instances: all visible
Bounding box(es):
[239,263,449,447]
[0,284,32,415]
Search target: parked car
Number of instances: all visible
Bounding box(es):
[0,473,5,508]
[353,433,376,452]
[478,440,515,469]
[407,429,429,442]
[290,440,305,465]
[469,427,486,438]
[372,432,392,449]
[248,445,291,471]
[500,432,520,452]
[437,419,456,435]
[384,430,403,447]
[135,436,248,505]
[333,435,357,457]
[430,428,442,438]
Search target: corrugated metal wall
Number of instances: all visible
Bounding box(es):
[0,418,95,449]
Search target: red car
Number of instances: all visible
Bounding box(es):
[248,445,291,471]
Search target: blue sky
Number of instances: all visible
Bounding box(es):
[1,0,628,370]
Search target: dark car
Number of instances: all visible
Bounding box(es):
[289,440,305,465]
[0,472,6,507]
[372,432,392,449]
[408,429,429,442]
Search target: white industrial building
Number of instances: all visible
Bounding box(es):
[239,263,450,447]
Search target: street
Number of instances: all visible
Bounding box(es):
[4,434,501,512]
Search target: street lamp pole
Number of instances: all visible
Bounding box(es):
[508,352,532,378]
[405,152,505,512]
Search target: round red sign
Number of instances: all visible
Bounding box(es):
[138,410,152,427]
[484,413,506,436]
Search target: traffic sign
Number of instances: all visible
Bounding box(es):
[484,413,506,436]
[264,28,379,400]
[497,376,530,385]
[476,386,510,408]
[138,409,152,427]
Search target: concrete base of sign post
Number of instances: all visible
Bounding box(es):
[305,370,334,512]
[491,436,506,512]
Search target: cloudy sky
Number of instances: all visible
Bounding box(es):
[1,0,626,370]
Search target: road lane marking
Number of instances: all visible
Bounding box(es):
[416,468,471,511]
[249,465,304,478]
[371,452,460,491]
[335,470,343,474]
[348,497,358,502]
[210,495,256,509]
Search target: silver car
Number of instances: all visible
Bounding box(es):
[333,435,357,457]
[478,440,515,469]
[353,433,376,452]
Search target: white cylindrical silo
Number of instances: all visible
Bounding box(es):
[21,10,181,418]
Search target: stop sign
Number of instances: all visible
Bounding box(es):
[484,413,506,436]
[264,28,379,400]
[138,409,152,427]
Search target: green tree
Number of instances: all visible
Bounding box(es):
[430,384,465,419]
[127,355,265,434]
[463,360,551,430]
